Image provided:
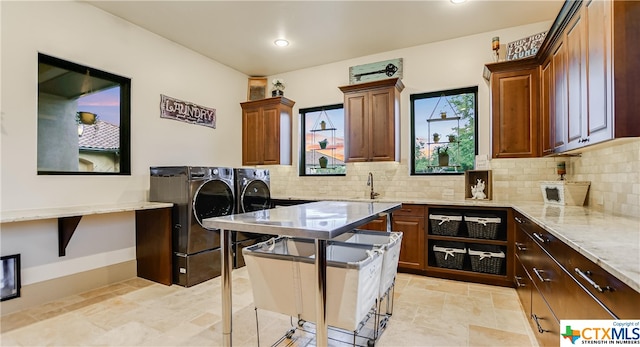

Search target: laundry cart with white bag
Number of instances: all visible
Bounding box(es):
[243,236,385,347]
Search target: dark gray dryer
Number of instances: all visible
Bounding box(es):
[233,168,272,268]
[149,166,234,287]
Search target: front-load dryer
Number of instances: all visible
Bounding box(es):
[149,166,234,287]
[233,168,272,267]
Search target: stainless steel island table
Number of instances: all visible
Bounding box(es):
[202,200,401,347]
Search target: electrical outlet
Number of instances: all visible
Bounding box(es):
[595,194,604,206]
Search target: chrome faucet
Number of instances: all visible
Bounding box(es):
[367,172,380,199]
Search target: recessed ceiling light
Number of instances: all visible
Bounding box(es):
[451,0,467,3]
[274,39,289,47]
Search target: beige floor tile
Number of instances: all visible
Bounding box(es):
[468,324,533,346]
[1,267,537,346]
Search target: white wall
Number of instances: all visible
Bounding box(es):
[1,1,247,285]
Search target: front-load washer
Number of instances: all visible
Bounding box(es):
[233,168,272,267]
[149,166,234,287]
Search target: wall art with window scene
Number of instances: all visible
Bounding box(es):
[411,86,477,175]
[299,104,346,176]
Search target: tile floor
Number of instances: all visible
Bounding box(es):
[1,268,538,346]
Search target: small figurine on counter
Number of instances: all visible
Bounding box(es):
[471,178,487,200]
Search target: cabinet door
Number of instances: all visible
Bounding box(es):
[344,91,369,162]
[541,60,554,155]
[359,215,388,231]
[393,215,425,271]
[584,0,613,144]
[261,106,280,165]
[242,108,263,165]
[491,68,540,158]
[369,88,395,161]
[565,12,587,150]
[552,42,567,150]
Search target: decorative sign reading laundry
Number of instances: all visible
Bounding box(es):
[160,94,216,128]
[506,31,547,61]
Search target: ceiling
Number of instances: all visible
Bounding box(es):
[85,0,564,77]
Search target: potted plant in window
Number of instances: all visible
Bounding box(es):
[433,133,440,143]
[447,134,456,143]
[437,146,449,167]
[318,156,328,168]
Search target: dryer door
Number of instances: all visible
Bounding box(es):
[193,179,234,228]
[240,180,271,213]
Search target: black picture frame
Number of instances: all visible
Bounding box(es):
[1,254,21,301]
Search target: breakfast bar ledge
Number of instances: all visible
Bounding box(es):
[0,202,173,256]
[202,200,401,347]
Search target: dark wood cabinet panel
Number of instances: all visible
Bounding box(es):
[393,215,425,271]
[552,42,567,150]
[530,284,560,347]
[340,78,403,162]
[135,207,173,286]
[240,97,294,165]
[514,259,532,319]
[359,215,388,232]
[540,60,554,155]
[490,67,540,158]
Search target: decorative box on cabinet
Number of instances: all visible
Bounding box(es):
[486,62,540,158]
[339,78,404,162]
[240,96,294,165]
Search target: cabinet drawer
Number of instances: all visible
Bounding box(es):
[525,232,615,320]
[564,248,640,319]
[393,204,425,217]
[514,259,532,318]
[531,284,560,347]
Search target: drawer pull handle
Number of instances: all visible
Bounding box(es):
[514,276,526,287]
[515,216,525,224]
[533,232,547,244]
[574,268,611,293]
[533,267,549,282]
[532,314,548,334]
[516,242,527,251]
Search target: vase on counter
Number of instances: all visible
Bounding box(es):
[318,156,328,168]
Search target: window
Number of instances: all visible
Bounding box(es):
[299,104,346,176]
[37,53,131,174]
[410,86,477,175]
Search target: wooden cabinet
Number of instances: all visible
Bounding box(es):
[511,210,640,346]
[487,64,540,158]
[392,204,426,271]
[424,205,513,287]
[240,96,294,165]
[543,0,639,153]
[359,214,388,232]
[339,78,404,162]
[135,207,173,286]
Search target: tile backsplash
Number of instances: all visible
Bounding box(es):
[269,138,639,218]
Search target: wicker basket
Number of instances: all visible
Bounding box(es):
[432,241,466,270]
[465,215,501,239]
[468,244,504,274]
[429,214,462,236]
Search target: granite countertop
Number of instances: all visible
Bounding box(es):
[0,201,174,223]
[272,195,640,293]
[203,201,401,240]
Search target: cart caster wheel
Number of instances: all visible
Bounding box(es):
[297,319,306,327]
[379,318,388,329]
[285,328,295,339]
[367,339,375,347]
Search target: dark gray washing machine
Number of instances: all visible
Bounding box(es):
[149,166,234,287]
[233,168,273,268]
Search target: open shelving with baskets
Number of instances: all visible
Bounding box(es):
[425,205,513,287]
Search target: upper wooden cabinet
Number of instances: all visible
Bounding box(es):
[487,62,540,158]
[240,96,294,165]
[487,0,640,156]
[339,78,404,162]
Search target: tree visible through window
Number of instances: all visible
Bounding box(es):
[299,104,346,176]
[411,86,477,175]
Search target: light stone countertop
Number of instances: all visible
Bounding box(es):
[0,201,174,223]
[273,195,640,293]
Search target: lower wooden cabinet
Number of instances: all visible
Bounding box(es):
[392,205,426,271]
[135,207,173,285]
[359,214,388,232]
[531,281,561,347]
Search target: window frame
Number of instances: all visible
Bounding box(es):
[37,53,131,175]
[298,103,346,177]
[410,86,478,176]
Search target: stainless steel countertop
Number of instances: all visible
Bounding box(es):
[202,200,401,240]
